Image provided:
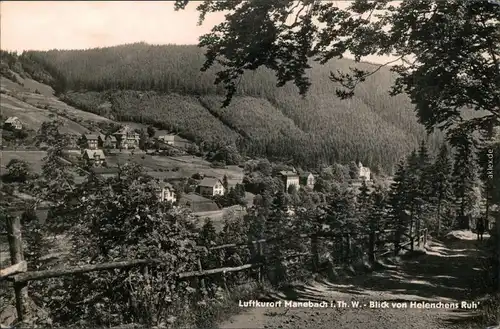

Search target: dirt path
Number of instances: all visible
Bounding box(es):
[219,232,491,329]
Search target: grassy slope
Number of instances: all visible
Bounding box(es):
[106,152,244,186]
[23,44,444,172]
[0,72,112,134]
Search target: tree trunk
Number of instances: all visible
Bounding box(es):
[409,208,414,252]
[6,216,29,323]
[437,199,442,236]
[368,230,376,263]
[311,234,319,271]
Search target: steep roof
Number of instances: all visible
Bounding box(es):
[300,172,313,178]
[5,116,19,123]
[162,135,175,141]
[280,170,298,177]
[84,134,98,140]
[199,177,221,187]
[84,149,105,160]
[106,135,117,141]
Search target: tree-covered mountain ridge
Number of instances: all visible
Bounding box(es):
[6,43,443,172]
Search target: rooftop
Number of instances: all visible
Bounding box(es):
[84,149,105,159]
[199,177,221,187]
[280,170,298,177]
[5,116,19,123]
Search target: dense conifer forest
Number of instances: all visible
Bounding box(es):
[3,44,444,172]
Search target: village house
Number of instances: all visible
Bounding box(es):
[82,134,99,150]
[358,162,371,181]
[155,181,177,203]
[198,177,225,197]
[104,135,117,148]
[279,170,300,192]
[83,149,106,166]
[300,172,315,189]
[154,130,175,145]
[114,125,140,149]
[4,116,22,130]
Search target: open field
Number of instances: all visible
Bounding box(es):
[0,150,244,191]
[105,153,244,185]
[1,93,90,135]
[1,74,113,135]
[0,150,47,172]
[193,205,247,232]
[2,74,112,123]
[0,150,86,185]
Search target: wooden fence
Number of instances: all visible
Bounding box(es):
[0,216,428,325]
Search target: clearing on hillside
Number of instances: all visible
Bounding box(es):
[1,74,112,134]
[105,153,244,186]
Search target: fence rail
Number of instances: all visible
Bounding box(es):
[1,215,428,325]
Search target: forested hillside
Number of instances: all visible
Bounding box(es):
[13,43,443,172]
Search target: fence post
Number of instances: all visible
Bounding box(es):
[197,257,206,294]
[222,271,228,293]
[6,216,29,323]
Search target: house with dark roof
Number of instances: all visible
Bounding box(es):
[300,172,315,189]
[82,134,99,149]
[198,177,225,197]
[279,170,300,192]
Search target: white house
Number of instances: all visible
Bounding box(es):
[156,182,177,203]
[198,177,225,197]
[280,170,300,192]
[154,131,176,145]
[358,162,371,181]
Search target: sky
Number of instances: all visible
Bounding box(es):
[0,1,393,64]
